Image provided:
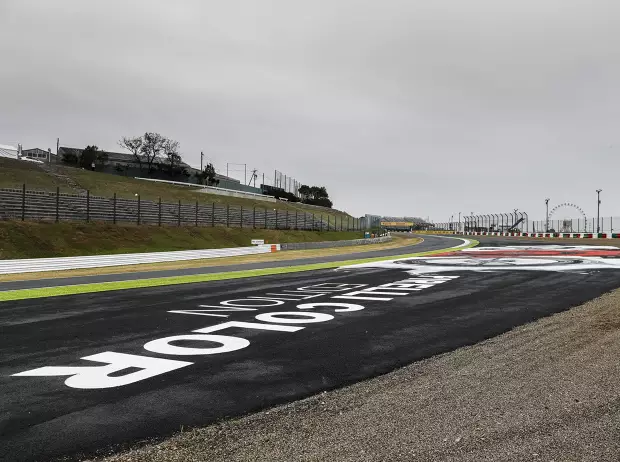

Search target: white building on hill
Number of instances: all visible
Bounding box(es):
[0,144,19,159]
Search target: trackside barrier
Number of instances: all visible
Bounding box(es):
[0,245,281,275]
[460,232,620,239]
[0,236,392,275]
[280,236,391,250]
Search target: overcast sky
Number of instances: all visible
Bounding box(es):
[1,0,619,221]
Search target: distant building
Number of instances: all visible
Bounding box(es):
[0,144,18,159]
[22,148,57,162]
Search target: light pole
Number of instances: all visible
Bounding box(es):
[545,198,550,232]
[596,189,602,233]
[458,212,461,234]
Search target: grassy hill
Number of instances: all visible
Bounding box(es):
[0,221,363,259]
[0,157,351,221]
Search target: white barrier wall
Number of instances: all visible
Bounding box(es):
[0,244,280,275]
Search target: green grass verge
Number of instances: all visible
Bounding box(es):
[0,221,364,259]
[0,239,479,302]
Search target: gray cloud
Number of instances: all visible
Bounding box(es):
[1,0,619,220]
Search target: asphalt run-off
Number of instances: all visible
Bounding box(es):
[2,235,620,461]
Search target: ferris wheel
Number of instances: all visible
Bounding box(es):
[548,203,588,232]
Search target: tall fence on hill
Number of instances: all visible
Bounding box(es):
[0,185,360,231]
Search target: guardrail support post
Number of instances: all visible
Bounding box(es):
[113,193,117,224]
[55,187,60,223]
[178,200,181,226]
[158,197,162,226]
[21,183,25,221]
[195,201,199,227]
[86,190,90,223]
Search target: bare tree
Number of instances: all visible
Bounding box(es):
[119,136,143,171]
[140,132,167,174]
[162,139,183,177]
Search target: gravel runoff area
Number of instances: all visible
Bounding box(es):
[93,287,620,462]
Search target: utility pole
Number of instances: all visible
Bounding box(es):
[200,151,204,171]
[596,189,602,233]
[248,169,258,186]
[545,198,550,232]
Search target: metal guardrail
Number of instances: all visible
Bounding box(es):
[280,236,391,250]
[0,186,360,231]
[0,244,280,275]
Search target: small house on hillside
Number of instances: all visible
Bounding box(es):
[22,148,57,162]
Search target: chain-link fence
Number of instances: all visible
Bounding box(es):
[529,217,620,234]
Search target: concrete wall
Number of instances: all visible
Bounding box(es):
[280,235,391,250]
[197,185,277,202]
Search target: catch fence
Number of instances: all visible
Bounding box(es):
[0,185,360,231]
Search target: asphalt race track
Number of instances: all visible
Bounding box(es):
[2,236,620,461]
[0,234,453,292]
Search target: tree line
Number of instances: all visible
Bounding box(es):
[60,132,333,207]
[61,132,218,186]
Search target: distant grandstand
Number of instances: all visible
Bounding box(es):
[361,214,431,231]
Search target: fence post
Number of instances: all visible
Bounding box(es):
[275,209,278,229]
[226,204,230,227]
[253,206,256,229]
[137,194,141,225]
[86,190,90,223]
[312,213,315,230]
[113,193,117,224]
[347,216,350,231]
[158,197,162,227]
[212,202,215,227]
[295,211,298,230]
[304,212,307,230]
[265,208,267,229]
[195,201,199,227]
[240,206,243,228]
[320,214,323,231]
[286,210,289,229]
[21,183,25,221]
[55,187,60,223]
[178,200,181,226]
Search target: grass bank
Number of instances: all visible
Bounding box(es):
[0,157,351,221]
[0,221,363,259]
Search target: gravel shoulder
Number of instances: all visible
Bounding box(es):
[94,284,620,462]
